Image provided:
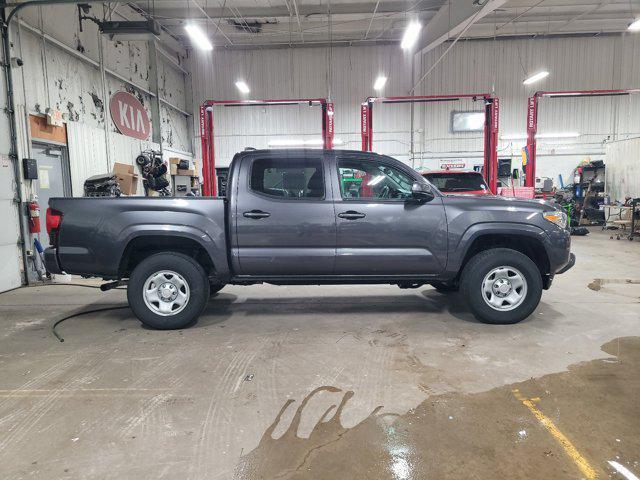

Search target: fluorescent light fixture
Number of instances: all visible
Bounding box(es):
[373,76,387,91]
[629,18,640,31]
[501,132,580,140]
[538,132,580,139]
[184,24,213,51]
[501,133,527,140]
[400,21,421,50]
[268,138,343,147]
[235,80,250,94]
[523,70,549,85]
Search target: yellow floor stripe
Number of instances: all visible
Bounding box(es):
[512,389,597,479]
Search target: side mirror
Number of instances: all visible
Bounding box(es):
[411,182,435,201]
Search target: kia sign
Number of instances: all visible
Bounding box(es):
[109,91,151,140]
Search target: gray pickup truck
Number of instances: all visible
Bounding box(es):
[45,149,574,329]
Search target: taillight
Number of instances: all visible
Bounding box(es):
[46,208,62,233]
[46,208,62,245]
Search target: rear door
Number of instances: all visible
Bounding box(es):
[332,153,447,275]
[233,151,337,276]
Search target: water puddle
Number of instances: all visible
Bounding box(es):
[235,337,640,479]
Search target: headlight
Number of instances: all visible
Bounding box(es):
[543,210,568,229]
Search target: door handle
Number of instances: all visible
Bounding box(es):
[338,210,366,220]
[243,210,271,219]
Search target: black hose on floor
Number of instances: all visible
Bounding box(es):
[52,305,130,343]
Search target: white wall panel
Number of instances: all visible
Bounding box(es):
[191,45,414,166]
[192,35,640,185]
[66,122,109,197]
[605,137,640,201]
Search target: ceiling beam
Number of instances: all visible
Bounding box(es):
[133,1,443,20]
[416,0,508,53]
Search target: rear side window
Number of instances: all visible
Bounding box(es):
[250,157,324,199]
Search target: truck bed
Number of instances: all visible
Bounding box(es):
[47,197,228,279]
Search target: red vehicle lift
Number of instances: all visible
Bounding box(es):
[361,94,500,194]
[200,98,335,196]
[525,89,640,187]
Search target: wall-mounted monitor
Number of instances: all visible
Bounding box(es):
[451,111,485,133]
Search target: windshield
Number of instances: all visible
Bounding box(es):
[423,172,489,193]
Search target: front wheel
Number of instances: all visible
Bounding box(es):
[127,252,209,329]
[461,248,542,324]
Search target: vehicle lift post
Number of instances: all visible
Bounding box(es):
[525,89,640,188]
[360,94,500,194]
[200,98,335,196]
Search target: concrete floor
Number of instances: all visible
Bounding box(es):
[1,229,639,480]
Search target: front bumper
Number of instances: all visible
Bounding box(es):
[556,252,576,274]
[44,247,63,274]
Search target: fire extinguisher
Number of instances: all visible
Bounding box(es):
[28,197,41,234]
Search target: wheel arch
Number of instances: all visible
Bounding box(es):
[118,232,217,279]
[451,224,552,285]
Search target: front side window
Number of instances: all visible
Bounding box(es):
[338,158,413,200]
[250,157,324,199]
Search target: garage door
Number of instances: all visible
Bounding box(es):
[0,155,23,292]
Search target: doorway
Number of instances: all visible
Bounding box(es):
[32,142,71,247]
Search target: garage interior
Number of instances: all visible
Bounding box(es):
[1,0,640,479]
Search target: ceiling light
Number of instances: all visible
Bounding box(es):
[400,21,421,50]
[523,70,549,85]
[538,132,580,139]
[629,18,640,31]
[373,76,387,91]
[184,24,213,51]
[235,81,250,94]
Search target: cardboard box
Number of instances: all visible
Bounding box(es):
[176,168,195,177]
[115,173,139,195]
[170,164,178,175]
[169,157,182,165]
[113,162,134,176]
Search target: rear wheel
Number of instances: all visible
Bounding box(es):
[461,248,542,324]
[127,252,209,329]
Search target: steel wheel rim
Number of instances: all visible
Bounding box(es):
[481,266,527,312]
[143,270,190,316]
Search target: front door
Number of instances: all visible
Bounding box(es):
[333,153,447,275]
[32,143,71,247]
[234,152,337,276]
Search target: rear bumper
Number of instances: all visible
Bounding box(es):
[556,252,575,274]
[44,247,63,274]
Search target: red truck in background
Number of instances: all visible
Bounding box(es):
[421,170,492,196]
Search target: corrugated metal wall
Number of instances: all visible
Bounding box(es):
[192,34,640,187]
[14,3,193,163]
[191,44,414,163]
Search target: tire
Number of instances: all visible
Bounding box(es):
[209,283,225,296]
[127,252,209,329]
[460,248,542,324]
[431,281,459,293]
